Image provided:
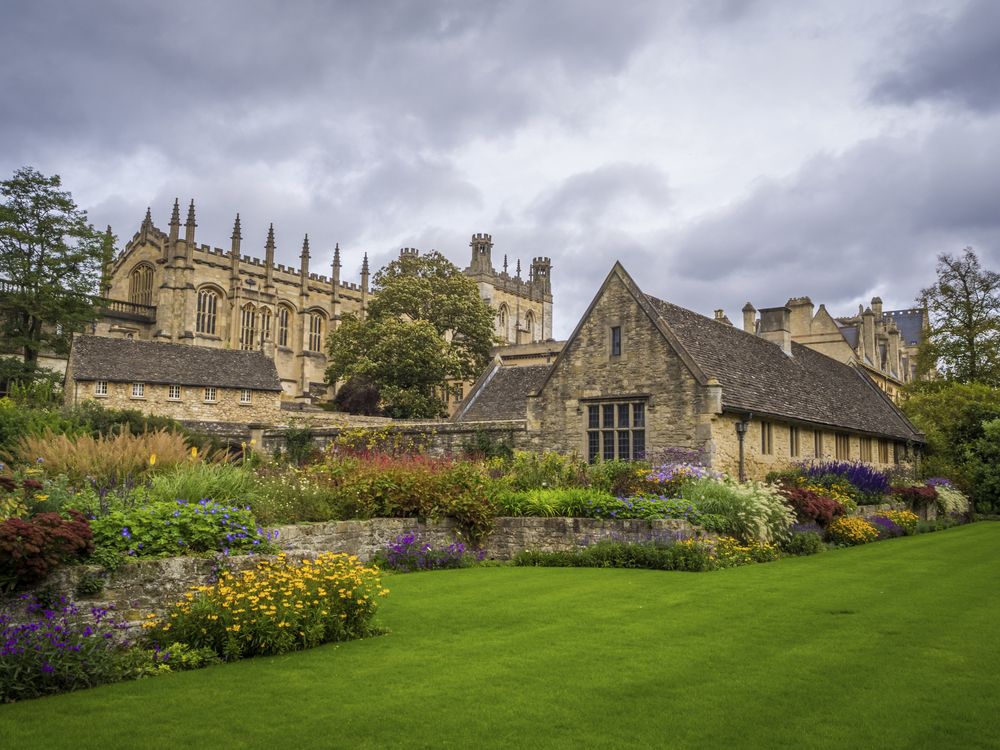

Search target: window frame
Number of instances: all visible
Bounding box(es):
[204,387,217,403]
[168,384,181,401]
[240,389,252,405]
[131,382,145,399]
[789,425,800,458]
[585,397,647,463]
[760,420,773,455]
[196,288,219,335]
[835,433,850,460]
[610,326,622,357]
[94,381,108,397]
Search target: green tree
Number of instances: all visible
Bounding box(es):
[916,249,1000,385]
[325,251,499,419]
[0,167,114,374]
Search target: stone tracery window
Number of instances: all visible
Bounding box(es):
[308,313,324,352]
[196,289,219,335]
[128,264,154,306]
[277,306,291,347]
[241,302,257,350]
[586,400,646,463]
[260,307,272,345]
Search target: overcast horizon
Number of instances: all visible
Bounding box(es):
[4,0,999,339]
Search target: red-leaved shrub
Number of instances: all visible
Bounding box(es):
[0,511,94,591]
[891,484,938,507]
[778,487,846,528]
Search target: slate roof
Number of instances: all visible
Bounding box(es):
[69,336,283,392]
[454,363,550,422]
[884,309,924,347]
[643,295,923,442]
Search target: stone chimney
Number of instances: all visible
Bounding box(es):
[758,306,792,355]
[785,296,814,337]
[742,302,756,334]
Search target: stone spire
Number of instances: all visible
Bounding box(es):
[361,252,370,318]
[503,254,508,275]
[299,234,310,292]
[167,198,180,261]
[229,214,242,282]
[184,199,197,249]
[516,259,521,279]
[264,223,275,292]
[331,243,342,304]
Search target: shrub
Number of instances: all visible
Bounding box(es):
[497,451,589,492]
[373,531,486,573]
[712,536,783,567]
[891,484,939,509]
[580,493,706,522]
[68,473,153,520]
[0,511,94,592]
[825,517,879,547]
[461,426,514,461]
[333,375,383,416]
[1,468,81,520]
[90,499,278,559]
[491,487,609,517]
[513,537,716,572]
[681,478,795,544]
[146,463,260,507]
[144,553,389,659]
[0,398,87,460]
[1,592,132,702]
[781,523,825,556]
[924,478,969,515]
[282,419,316,465]
[777,486,846,528]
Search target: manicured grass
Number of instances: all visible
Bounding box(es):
[3,524,999,750]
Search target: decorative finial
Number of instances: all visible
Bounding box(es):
[232,214,243,241]
[516,259,521,278]
[333,243,341,268]
[300,234,310,257]
[362,252,369,275]
[186,199,196,227]
[503,254,508,274]
[265,223,275,248]
[170,198,180,225]
[142,207,152,227]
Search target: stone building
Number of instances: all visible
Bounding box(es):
[64,335,283,423]
[741,296,928,401]
[96,202,554,404]
[500,263,925,479]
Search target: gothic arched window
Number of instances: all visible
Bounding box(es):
[260,307,272,344]
[128,264,154,307]
[308,313,325,352]
[525,311,536,341]
[277,306,291,347]
[241,302,257,350]
[196,288,219,335]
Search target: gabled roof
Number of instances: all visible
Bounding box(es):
[453,361,551,422]
[70,336,283,391]
[535,263,923,443]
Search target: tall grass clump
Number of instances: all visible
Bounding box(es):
[13,427,199,484]
[147,462,259,507]
[681,478,794,544]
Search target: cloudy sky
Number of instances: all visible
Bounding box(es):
[3,0,999,339]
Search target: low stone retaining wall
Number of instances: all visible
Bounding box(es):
[850,502,939,521]
[12,517,695,626]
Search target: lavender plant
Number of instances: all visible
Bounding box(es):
[374,531,486,573]
[801,460,891,503]
[0,592,132,702]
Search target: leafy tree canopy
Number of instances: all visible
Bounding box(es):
[0,167,115,368]
[325,252,499,419]
[916,248,1000,386]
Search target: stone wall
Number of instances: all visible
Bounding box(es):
[526,272,708,458]
[68,380,282,424]
[18,517,695,625]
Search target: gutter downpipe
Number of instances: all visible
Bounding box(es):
[735,412,753,483]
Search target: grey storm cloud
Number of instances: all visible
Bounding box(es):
[870,0,1000,113]
[528,163,671,226]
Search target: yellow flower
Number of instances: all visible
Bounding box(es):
[149,453,157,466]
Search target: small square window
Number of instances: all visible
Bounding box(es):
[168,385,181,400]
[94,381,108,396]
[204,387,217,403]
[132,382,145,398]
[611,326,621,356]
[240,389,252,405]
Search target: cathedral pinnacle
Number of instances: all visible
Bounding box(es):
[362,253,369,275]
[185,200,196,228]
[170,198,180,227]
[516,259,521,278]
[232,214,243,242]
[142,207,152,228]
[503,254,508,274]
[301,234,310,258]
[333,243,341,268]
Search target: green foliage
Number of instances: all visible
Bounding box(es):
[916,248,1000,385]
[4,371,64,408]
[145,463,260,508]
[325,251,499,418]
[513,537,717,572]
[967,418,1000,511]
[0,167,115,365]
[75,571,106,597]
[89,499,277,559]
[587,458,647,496]
[492,451,589,492]
[332,374,383,416]
[681,478,795,544]
[282,418,316,464]
[781,528,826,556]
[461,425,514,461]
[491,487,613,517]
[0,397,87,459]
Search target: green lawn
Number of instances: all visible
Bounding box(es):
[3,524,998,750]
